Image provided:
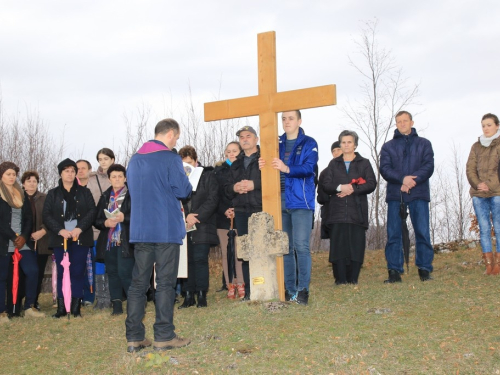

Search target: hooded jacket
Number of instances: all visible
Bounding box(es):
[279,127,318,210]
[380,128,434,203]
[127,140,192,244]
[466,136,500,198]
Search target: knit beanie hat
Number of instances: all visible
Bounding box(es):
[331,141,340,151]
[0,161,20,178]
[57,158,77,175]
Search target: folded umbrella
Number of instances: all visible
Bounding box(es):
[12,248,22,314]
[51,254,57,306]
[86,248,93,294]
[226,217,237,283]
[399,195,411,273]
[61,238,72,319]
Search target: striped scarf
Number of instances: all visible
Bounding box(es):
[107,186,127,250]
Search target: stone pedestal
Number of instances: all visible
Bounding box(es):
[237,212,288,301]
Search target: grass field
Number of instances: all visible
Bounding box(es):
[1,246,499,375]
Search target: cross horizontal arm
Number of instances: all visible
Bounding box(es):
[204,84,336,122]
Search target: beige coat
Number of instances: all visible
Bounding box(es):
[466,137,500,198]
[86,168,111,241]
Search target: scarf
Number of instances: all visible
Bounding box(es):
[107,185,127,250]
[58,178,78,221]
[0,180,24,208]
[225,158,233,166]
[479,129,500,147]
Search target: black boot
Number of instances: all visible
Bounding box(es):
[52,298,67,318]
[111,299,123,315]
[384,269,402,284]
[418,268,433,281]
[70,298,82,318]
[178,291,195,309]
[196,291,207,308]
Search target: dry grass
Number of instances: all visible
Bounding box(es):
[1,247,499,374]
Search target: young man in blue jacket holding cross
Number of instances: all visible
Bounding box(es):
[260,110,318,305]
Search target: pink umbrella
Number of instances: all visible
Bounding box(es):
[51,254,57,306]
[61,238,71,319]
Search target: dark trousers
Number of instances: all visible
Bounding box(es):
[234,211,252,298]
[54,244,89,299]
[35,253,49,304]
[332,259,362,284]
[0,254,10,313]
[105,245,135,301]
[126,243,180,342]
[182,239,210,292]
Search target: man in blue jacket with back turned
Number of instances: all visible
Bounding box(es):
[125,118,192,353]
[380,111,435,283]
[260,110,318,305]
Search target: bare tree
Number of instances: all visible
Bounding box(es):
[0,101,63,192]
[342,19,420,249]
[118,104,152,167]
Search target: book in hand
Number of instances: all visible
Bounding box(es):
[104,208,121,219]
[182,162,203,191]
[186,224,197,233]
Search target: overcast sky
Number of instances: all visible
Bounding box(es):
[1,1,499,174]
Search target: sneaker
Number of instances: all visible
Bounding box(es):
[384,269,402,284]
[24,306,46,318]
[127,338,152,353]
[153,336,191,351]
[288,292,298,302]
[0,312,9,324]
[296,289,309,305]
[285,290,292,301]
[82,300,93,307]
[418,269,433,281]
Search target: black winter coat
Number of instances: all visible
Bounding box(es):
[0,192,33,256]
[94,185,133,262]
[317,168,331,239]
[42,182,96,248]
[319,153,377,229]
[225,148,262,213]
[214,161,234,230]
[182,167,219,246]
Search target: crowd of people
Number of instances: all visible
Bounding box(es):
[0,109,497,353]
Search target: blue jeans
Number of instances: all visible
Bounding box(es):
[472,196,500,253]
[282,197,313,293]
[385,200,434,273]
[125,243,179,342]
[54,244,89,299]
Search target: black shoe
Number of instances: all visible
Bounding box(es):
[178,291,195,309]
[111,300,123,315]
[216,286,228,293]
[296,288,309,305]
[196,291,207,308]
[384,269,402,284]
[70,298,82,318]
[418,269,433,281]
[34,301,41,311]
[52,298,67,318]
[285,290,291,301]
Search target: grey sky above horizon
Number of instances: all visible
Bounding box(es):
[1,1,499,175]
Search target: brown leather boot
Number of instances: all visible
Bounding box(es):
[483,253,494,275]
[492,253,500,275]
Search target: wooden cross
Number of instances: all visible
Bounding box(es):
[204,31,336,301]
